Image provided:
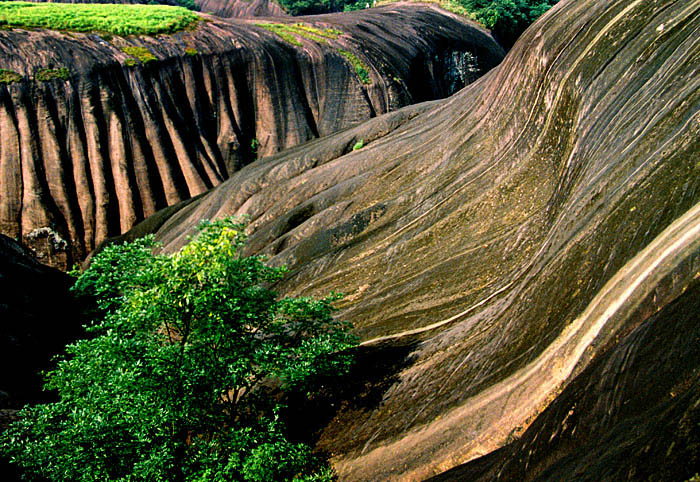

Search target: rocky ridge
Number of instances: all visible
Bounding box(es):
[119,0,700,479]
[0,5,503,269]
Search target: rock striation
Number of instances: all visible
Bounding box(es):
[121,0,700,479]
[0,5,503,269]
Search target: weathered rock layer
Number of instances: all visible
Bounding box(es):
[122,0,700,479]
[0,5,503,269]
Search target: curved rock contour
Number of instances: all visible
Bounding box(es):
[124,0,700,479]
[0,6,503,268]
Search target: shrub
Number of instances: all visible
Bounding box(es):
[35,67,69,82]
[0,69,22,85]
[122,46,157,64]
[0,217,357,482]
[338,49,371,84]
[353,139,364,150]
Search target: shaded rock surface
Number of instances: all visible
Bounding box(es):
[120,0,700,479]
[0,234,83,409]
[0,5,503,269]
[428,277,700,481]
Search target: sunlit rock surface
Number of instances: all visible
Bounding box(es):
[0,5,503,269]
[117,0,700,479]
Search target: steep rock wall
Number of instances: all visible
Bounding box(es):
[124,0,700,479]
[0,6,503,268]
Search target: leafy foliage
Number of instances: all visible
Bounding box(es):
[460,0,559,48]
[0,218,357,482]
[0,2,198,36]
[338,49,371,85]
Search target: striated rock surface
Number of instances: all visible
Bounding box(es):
[0,5,503,269]
[120,0,700,479]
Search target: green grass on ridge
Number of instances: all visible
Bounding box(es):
[0,2,199,35]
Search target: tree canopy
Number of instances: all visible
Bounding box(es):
[1,218,357,481]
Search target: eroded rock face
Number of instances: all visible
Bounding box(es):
[0,6,503,269]
[122,0,700,479]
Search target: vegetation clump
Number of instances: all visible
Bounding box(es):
[255,22,342,46]
[35,67,69,82]
[185,46,199,56]
[0,2,199,36]
[0,217,357,482]
[122,45,157,64]
[0,68,22,85]
[375,0,559,48]
[338,49,371,84]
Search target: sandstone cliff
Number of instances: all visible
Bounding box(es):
[0,6,503,269]
[121,0,700,479]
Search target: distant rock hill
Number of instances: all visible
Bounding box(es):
[118,0,700,479]
[29,0,289,18]
[0,5,503,269]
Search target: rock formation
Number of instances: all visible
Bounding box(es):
[0,234,84,409]
[196,0,288,18]
[0,5,503,269]
[31,0,290,18]
[118,0,700,479]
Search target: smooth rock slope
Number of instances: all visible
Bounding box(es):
[0,5,502,269]
[122,0,700,479]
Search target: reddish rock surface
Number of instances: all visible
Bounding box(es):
[117,0,700,479]
[0,5,503,269]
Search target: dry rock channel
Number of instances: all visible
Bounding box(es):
[0,5,503,269]
[114,0,700,479]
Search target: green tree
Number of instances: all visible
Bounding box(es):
[0,218,357,481]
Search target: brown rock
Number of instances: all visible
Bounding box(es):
[0,6,503,269]
[121,0,700,479]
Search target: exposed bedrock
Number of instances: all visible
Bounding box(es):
[30,0,290,18]
[122,0,700,479]
[0,5,503,269]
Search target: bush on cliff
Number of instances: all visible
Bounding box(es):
[0,217,357,481]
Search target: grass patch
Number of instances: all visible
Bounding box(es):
[122,46,157,64]
[0,69,22,84]
[0,2,199,36]
[338,49,371,84]
[35,67,70,82]
[255,22,343,46]
[185,47,198,56]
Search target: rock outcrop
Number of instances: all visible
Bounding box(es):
[31,0,290,18]
[0,5,503,269]
[0,234,84,409]
[119,0,700,479]
[196,0,288,18]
